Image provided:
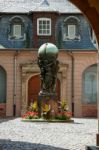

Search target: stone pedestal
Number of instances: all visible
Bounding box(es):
[38,92,58,118]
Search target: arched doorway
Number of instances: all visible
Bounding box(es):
[82,64,97,117]
[28,75,60,106]
[0,66,7,116]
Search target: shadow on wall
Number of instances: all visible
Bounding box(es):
[0,139,69,150]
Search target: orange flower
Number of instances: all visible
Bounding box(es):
[22,111,38,119]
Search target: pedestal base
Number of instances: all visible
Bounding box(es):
[38,92,58,118]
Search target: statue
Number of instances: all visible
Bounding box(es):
[38,43,59,95]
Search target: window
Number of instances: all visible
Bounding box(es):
[0,66,6,103]
[90,28,98,48]
[9,17,25,40]
[92,31,96,44]
[68,25,76,39]
[63,16,80,41]
[37,18,51,36]
[82,65,97,104]
[13,24,22,39]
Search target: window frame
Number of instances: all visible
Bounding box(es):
[37,18,51,36]
[82,65,97,104]
[90,28,98,48]
[8,17,26,41]
[63,16,81,41]
[67,24,76,39]
[0,66,6,103]
[13,24,22,39]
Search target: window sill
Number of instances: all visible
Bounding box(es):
[8,36,26,41]
[37,34,52,37]
[8,33,26,41]
[82,103,97,105]
[63,36,80,41]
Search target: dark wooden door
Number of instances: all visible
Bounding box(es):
[28,75,60,105]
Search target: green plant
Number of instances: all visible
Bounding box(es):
[42,104,51,120]
[55,111,72,120]
[56,100,72,120]
[58,100,68,112]
[28,101,38,112]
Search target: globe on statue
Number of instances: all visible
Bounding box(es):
[37,42,59,94]
[38,43,59,59]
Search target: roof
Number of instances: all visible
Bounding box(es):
[34,0,57,12]
[0,0,81,14]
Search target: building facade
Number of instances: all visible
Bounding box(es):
[0,0,97,117]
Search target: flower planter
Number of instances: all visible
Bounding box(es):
[22,118,74,123]
[21,101,73,123]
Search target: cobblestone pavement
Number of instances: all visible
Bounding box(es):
[0,118,98,150]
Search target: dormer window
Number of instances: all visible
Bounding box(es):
[90,28,98,48]
[63,16,80,41]
[37,18,51,36]
[9,16,25,40]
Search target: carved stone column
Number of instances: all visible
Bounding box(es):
[59,63,68,101]
[21,62,40,115]
[21,73,28,114]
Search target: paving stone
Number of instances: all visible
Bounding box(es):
[0,118,98,150]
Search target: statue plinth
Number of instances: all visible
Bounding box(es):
[38,92,58,118]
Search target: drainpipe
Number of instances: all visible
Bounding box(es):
[67,51,74,116]
[13,51,18,116]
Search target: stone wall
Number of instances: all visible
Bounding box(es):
[0,49,97,117]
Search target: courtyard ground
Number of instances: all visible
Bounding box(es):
[0,118,98,150]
